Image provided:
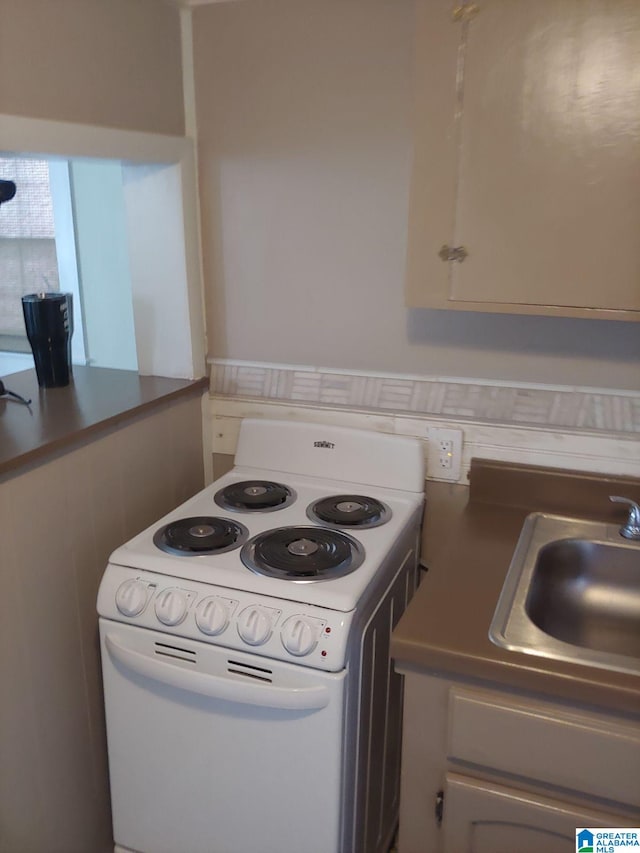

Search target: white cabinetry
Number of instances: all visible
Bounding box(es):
[396,671,640,853]
[405,0,640,320]
[442,775,626,853]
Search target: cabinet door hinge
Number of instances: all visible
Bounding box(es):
[435,789,444,826]
[438,244,468,263]
[452,4,480,23]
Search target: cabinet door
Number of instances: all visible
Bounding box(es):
[441,773,633,853]
[406,0,640,319]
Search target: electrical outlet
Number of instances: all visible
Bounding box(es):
[427,427,463,481]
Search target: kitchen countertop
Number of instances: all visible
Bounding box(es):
[0,366,208,476]
[392,459,640,715]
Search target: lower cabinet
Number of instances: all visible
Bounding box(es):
[395,671,640,853]
[442,774,628,853]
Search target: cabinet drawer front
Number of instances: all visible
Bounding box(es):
[442,773,638,853]
[447,688,640,806]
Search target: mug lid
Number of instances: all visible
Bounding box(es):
[21,292,71,302]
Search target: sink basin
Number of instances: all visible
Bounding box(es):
[489,514,640,677]
[526,539,640,658]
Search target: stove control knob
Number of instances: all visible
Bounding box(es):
[237,606,273,646]
[155,588,189,626]
[281,615,321,657]
[195,597,231,636]
[115,579,150,618]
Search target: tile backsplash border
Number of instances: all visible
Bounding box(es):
[209,359,640,436]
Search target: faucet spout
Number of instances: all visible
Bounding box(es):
[609,496,640,540]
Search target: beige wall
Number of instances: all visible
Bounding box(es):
[193,0,639,390]
[0,394,204,853]
[0,0,184,135]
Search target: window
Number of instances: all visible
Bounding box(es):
[0,158,59,352]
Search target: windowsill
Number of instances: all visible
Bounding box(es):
[0,352,33,376]
[0,365,208,477]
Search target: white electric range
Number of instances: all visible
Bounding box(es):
[98,418,425,853]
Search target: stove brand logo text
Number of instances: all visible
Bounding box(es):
[313,441,335,449]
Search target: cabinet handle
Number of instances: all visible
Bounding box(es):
[438,244,468,263]
[435,789,444,826]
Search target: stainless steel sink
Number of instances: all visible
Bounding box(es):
[489,514,640,677]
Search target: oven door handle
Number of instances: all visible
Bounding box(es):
[104,633,331,711]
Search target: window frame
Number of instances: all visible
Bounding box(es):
[0,112,206,381]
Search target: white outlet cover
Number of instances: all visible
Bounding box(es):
[427,427,463,482]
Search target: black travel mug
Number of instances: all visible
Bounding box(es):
[21,292,74,388]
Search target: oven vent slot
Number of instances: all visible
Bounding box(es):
[227,659,273,683]
[154,641,197,664]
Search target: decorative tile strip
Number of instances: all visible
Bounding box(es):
[209,360,640,436]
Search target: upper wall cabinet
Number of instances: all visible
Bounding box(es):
[405,0,640,320]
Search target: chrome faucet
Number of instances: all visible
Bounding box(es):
[609,496,640,540]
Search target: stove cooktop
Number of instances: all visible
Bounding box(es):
[107,467,423,612]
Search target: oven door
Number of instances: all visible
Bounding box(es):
[100,620,346,853]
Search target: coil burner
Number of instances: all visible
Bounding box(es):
[307,494,391,529]
[214,480,295,512]
[153,516,249,556]
[240,526,365,581]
